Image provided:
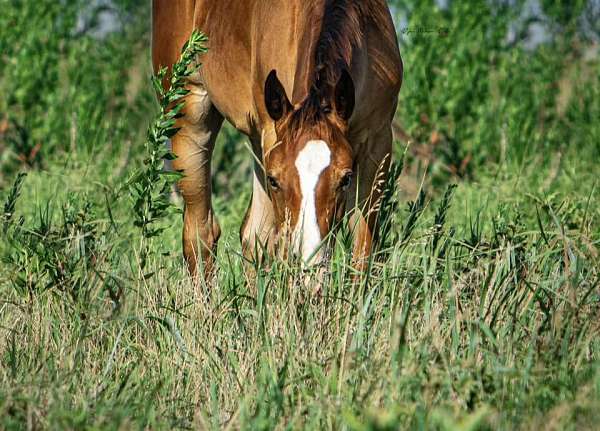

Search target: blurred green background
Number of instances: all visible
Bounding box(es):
[1,0,598,194]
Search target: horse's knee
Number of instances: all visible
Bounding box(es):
[182,84,213,125]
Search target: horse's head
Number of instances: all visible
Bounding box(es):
[263,69,355,264]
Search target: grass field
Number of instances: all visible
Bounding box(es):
[1,1,599,429]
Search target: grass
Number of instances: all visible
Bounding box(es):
[1,132,598,429]
[1,1,600,429]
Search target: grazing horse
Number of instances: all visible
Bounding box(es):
[152,0,403,276]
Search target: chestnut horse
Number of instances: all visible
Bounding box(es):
[152,0,403,276]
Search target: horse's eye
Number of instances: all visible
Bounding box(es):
[267,175,280,190]
[339,171,353,190]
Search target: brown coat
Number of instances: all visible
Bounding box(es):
[152,0,403,276]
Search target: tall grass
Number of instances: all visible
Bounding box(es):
[1,0,599,429]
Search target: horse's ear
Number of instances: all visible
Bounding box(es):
[265,70,292,122]
[334,69,355,121]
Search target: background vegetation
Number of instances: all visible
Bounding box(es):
[1,0,599,429]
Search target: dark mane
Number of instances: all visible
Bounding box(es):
[313,0,366,90]
[283,0,373,141]
[289,0,371,102]
[279,91,330,143]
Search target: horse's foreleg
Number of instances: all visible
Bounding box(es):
[172,84,223,278]
[349,125,393,272]
[240,162,276,262]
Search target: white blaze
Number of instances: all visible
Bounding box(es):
[294,140,331,262]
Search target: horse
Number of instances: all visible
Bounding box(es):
[152,0,403,277]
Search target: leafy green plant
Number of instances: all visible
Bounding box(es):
[128,31,207,270]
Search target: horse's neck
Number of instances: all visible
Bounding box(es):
[260,0,366,106]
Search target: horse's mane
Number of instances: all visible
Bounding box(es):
[314,0,366,88]
[283,0,380,139]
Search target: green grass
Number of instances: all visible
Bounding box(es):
[1,133,598,429]
[1,1,600,429]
